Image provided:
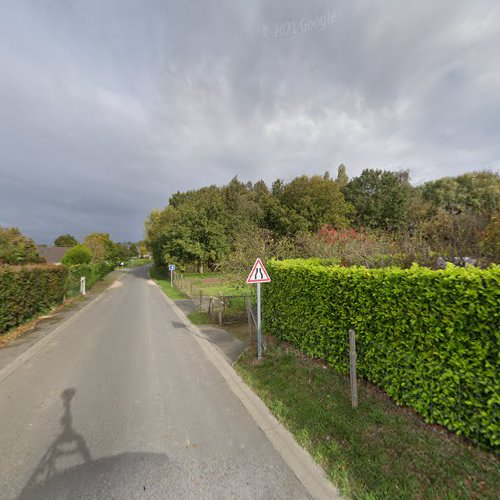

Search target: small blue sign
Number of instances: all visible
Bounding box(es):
[169,264,175,271]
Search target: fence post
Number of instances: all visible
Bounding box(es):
[208,297,214,322]
[199,289,203,308]
[349,329,358,408]
[218,292,223,326]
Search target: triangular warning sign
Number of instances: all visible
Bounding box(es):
[246,258,271,284]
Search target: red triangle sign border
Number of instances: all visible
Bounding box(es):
[246,258,271,284]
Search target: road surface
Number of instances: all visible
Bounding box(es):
[0,266,311,499]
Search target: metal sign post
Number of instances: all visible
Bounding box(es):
[256,282,262,359]
[169,264,175,287]
[246,258,271,360]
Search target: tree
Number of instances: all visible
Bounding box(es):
[274,175,352,235]
[0,226,42,265]
[61,245,92,265]
[336,164,349,189]
[415,171,500,259]
[54,234,79,247]
[481,211,500,262]
[146,186,230,271]
[83,233,118,263]
[345,169,413,230]
[421,171,500,215]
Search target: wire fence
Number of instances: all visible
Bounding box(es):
[173,272,253,326]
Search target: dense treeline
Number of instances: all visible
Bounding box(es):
[146,167,500,273]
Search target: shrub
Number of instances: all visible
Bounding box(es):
[0,265,67,333]
[65,262,115,296]
[0,227,42,265]
[62,245,92,266]
[263,259,500,449]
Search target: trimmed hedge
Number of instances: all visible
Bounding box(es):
[0,262,115,334]
[0,265,67,334]
[263,260,500,449]
[65,262,115,297]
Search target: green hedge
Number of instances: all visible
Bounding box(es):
[65,262,115,297]
[263,260,500,449]
[0,265,67,334]
[0,262,115,334]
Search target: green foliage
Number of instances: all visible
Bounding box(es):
[482,211,500,261]
[272,174,352,235]
[0,265,67,333]
[146,186,230,271]
[335,163,349,188]
[53,234,79,247]
[61,245,92,265]
[83,233,119,263]
[0,260,114,333]
[0,226,42,265]
[237,346,500,499]
[263,259,500,448]
[146,169,500,269]
[409,171,500,260]
[421,171,500,215]
[345,169,413,230]
[64,262,115,297]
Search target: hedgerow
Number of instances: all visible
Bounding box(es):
[64,262,115,296]
[263,259,500,449]
[0,265,67,334]
[0,262,115,334]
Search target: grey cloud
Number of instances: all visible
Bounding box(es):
[0,0,499,242]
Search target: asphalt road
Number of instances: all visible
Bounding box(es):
[0,266,311,499]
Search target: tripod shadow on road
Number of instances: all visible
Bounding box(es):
[19,388,91,496]
[18,388,172,499]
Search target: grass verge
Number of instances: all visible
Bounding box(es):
[129,258,152,267]
[149,266,187,300]
[235,343,499,499]
[187,311,210,325]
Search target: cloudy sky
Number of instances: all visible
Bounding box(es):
[1,0,499,243]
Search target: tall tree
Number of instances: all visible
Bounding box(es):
[83,233,117,263]
[53,234,79,247]
[345,169,413,230]
[146,186,230,271]
[275,175,352,235]
[336,164,349,189]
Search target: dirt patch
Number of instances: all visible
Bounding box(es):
[200,278,225,286]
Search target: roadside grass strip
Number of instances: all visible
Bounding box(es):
[149,267,187,300]
[235,344,500,499]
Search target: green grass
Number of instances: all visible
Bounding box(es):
[149,267,187,300]
[178,272,251,299]
[197,283,249,297]
[129,258,152,267]
[187,311,211,325]
[236,345,500,499]
[182,271,220,279]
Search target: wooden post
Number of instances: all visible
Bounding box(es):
[199,289,203,308]
[218,292,223,326]
[349,329,358,408]
[208,297,214,321]
[190,283,193,296]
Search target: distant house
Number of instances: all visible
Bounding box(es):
[37,246,72,265]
